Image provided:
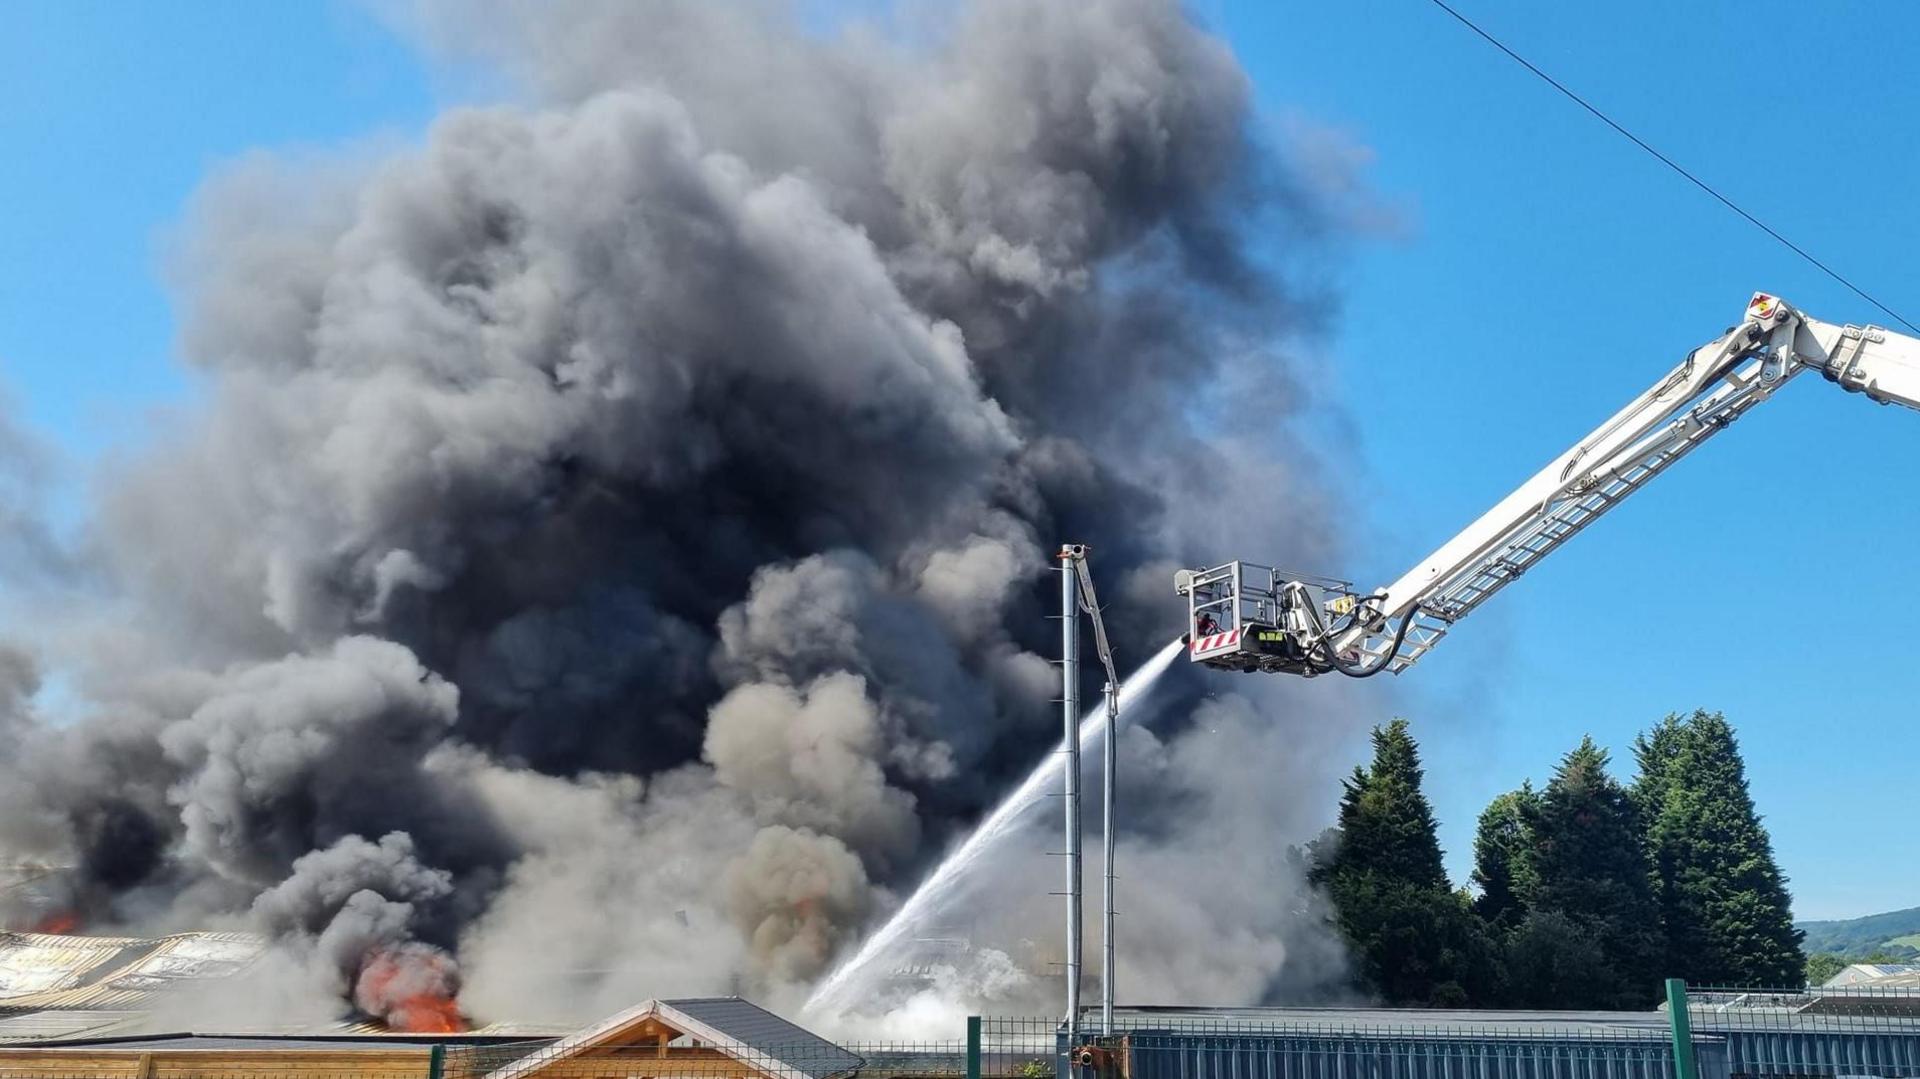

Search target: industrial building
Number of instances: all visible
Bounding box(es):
[0,930,266,1042]
[0,928,572,1044]
[1827,965,1920,989]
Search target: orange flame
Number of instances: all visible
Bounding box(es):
[29,911,81,935]
[388,994,464,1035]
[354,945,467,1033]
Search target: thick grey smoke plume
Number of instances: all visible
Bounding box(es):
[0,0,1379,1030]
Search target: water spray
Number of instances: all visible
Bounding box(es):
[802,639,1182,1019]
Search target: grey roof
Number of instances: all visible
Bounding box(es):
[0,1009,139,1043]
[0,930,266,1012]
[664,997,864,1079]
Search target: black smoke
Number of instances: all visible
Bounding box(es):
[0,0,1374,1028]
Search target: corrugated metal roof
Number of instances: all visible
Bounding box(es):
[101,932,261,991]
[0,1010,139,1043]
[0,934,146,999]
[0,930,267,1020]
[0,931,267,1002]
[0,984,156,1012]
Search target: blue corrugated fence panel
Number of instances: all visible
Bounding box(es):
[1123,1034,1684,1079]
[1108,1030,1920,1079]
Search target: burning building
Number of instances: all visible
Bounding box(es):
[0,0,1374,1031]
[0,996,863,1079]
[0,930,265,1042]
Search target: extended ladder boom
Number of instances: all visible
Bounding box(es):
[1177,293,1920,677]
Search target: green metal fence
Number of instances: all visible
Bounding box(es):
[971,983,1920,1079]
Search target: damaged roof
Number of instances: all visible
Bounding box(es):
[0,931,265,1031]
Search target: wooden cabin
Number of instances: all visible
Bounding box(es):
[475,997,863,1079]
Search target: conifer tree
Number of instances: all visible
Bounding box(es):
[1312,720,1498,1005]
[1503,908,1607,1008]
[1471,783,1540,929]
[1529,736,1665,1007]
[1633,711,1805,986]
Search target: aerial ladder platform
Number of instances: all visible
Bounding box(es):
[1177,293,1920,677]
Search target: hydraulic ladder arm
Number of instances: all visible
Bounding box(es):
[1177,293,1920,677]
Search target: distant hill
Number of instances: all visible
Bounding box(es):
[1798,906,1920,956]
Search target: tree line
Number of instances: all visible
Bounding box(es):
[1306,711,1804,1008]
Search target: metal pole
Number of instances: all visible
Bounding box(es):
[1100,678,1118,1036]
[1665,979,1698,1079]
[1059,547,1082,1037]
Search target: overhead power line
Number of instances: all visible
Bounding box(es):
[1426,0,1920,335]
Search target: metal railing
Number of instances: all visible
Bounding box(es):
[1678,984,1920,1078]
[980,1011,1684,1079]
[1685,985,1920,1033]
[979,986,1920,1079]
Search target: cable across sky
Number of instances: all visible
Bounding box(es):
[1426,0,1920,336]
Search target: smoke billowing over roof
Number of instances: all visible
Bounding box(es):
[0,0,1379,1033]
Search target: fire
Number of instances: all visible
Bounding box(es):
[354,944,467,1034]
[388,993,464,1035]
[29,911,81,935]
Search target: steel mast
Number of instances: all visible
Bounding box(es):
[1059,543,1126,1037]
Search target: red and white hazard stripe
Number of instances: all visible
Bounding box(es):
[1190,628,1242,656]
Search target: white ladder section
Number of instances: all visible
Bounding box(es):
[1369,355,1797,673]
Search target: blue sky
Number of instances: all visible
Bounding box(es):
[2,3,435,461]
[4,1,1915,921]
[1201,0,1920,922]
